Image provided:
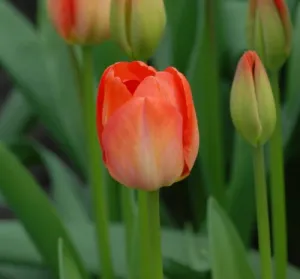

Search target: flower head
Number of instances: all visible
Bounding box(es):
[247,0,292,70]
[48,0,111,44]
[110,0,166,60]
[230,51,276,146]
[96,62,199,191]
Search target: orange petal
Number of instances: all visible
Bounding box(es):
[102,97,184,191]
[48,0,76,39]
[96,70,132,156]
[165,67,199,175]
[102,73,132,125]
[111,61,156,82]
[134,72,186,116]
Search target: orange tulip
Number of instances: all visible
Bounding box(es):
[96,62,199,191]
[47,0,111,44]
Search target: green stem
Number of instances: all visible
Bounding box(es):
[121,186,135,277]
[81,46,114,279]
[252,146,272,279]
[138,190,163,279]
[269,72,287,279]
[68,46,82,98]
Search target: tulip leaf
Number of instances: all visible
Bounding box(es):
[0,0,86,173]
[170,0,198,73]
[208,198,256,279]
[0,89,34,141]
[93,41,129,81]
[1,221,300,278]
[284,4,300,148]
[0,143,88,279]
[37,147,90,223]
[0,138,90,223]
[0,266,51,279]
[58,238,83,279]
[187,0,226,206]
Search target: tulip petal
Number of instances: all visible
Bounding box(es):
[96,71,132,153]
[112,61,156,82]
[134,72,186,116]
[165,67,199,175]
[102,97,184,190]
[48,0,76,39]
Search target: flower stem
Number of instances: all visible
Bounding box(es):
[81,46,114,279]
[121,186,135,277]
[269,71,287,279]
[138,190,163,279]
[252,146,272,279]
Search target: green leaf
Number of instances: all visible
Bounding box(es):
[0,143,88,279]
[284,4,300,146]
[38,0,87,174]
[227,134,255,245]
[58,238,83,279]
[170,0,198,73]
[93,40,128,81]
[222,2,247,68]
[0,1,86,172]
[38,147,89,223]
[208,198,256,279]
[0,265,51,279]
[0,89,34,141]
[0,221,209,276]
[187,0,226,206]
[1,221,300,278]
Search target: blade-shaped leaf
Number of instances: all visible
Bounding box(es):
[0,89,34,141]
[58,238,83,279]
[0,1,85,172]
[38,147,89,223]
[0,143,88,279]
[1,221,300,278]
[208,198,256,279]
[0,265,51,279]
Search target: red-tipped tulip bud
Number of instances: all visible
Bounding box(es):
[47,0,111,44]
[247,0,292,70]
[230,51,276,146]
[110,0,166,60]
[96,61,199,191]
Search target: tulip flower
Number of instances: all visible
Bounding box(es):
[96,61,199,191]
[247,0,292,71]
[230,51,276,146]
[47,0,111,44]
[110,0,166,60]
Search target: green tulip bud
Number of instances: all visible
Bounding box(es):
[230,51,276,146]
[110,0,166,61]
[247,0,292,71]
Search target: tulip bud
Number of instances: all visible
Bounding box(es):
[247,0,292,71]
[110,0,166,60]
[96,61,199,191]
[230,51,276,146]
[47,0,111,44]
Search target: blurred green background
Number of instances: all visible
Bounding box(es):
[0,0,300,278]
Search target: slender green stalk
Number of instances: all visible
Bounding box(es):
[269,72,287,279]
[138,190,163,279]
[68,46,82,98]
[252,146,272,279]
[81,46,114,279]
[121,186,135,277]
